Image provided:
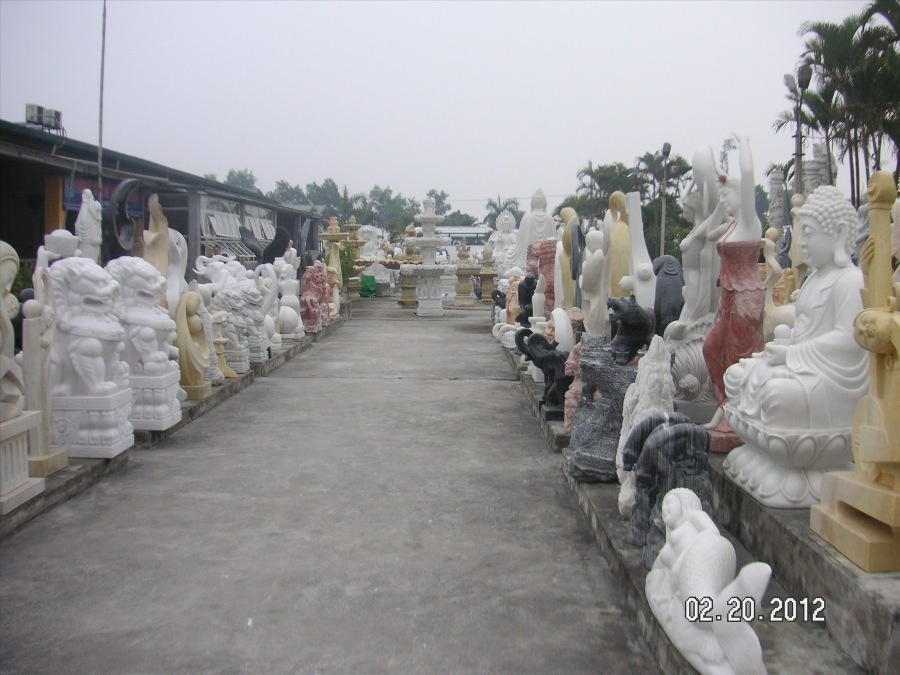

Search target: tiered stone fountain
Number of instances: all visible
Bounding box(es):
[400,198,455,317]
[342,216,368,302]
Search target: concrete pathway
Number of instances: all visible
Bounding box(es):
[0,299,657,674]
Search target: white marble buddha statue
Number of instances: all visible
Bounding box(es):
[723,185,868,508]
[503,189,555,272]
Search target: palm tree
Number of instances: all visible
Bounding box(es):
[800,4,900,202]
[484,195,522,229]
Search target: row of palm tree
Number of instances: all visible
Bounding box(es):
[774,0,899,206]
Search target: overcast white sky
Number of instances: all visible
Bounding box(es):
[0,0,875,220]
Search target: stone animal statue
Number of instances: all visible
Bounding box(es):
[490,289,506,309]
[608,295,654,365]
[49,257,129,397]
[514,328,573,407]
[105,256,178,375]
[516,274,537,326]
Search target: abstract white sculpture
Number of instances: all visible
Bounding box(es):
[646,488,771,675]
[723,186,867,507]
[625,192,656,312]
[580,227,610,337]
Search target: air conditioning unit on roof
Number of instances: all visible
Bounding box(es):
[25,104,44,125]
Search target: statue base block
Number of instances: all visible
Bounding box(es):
[225,346,250,375]
[28,447,68,478]
[540,403,564,422]
[130,371,183,431]
[810,470,900,573]
[705,417,742,453]
[1,411,46,515]
[415,299,444,317]
[672,398,717,425]
[51,389,134,459]
[181,381,212,401]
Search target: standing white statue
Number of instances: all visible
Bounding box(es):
[580,227,611,337]
[490,210,519,276]
[723,185,867,507]
[503,189,555,272]
[74,189,103,264]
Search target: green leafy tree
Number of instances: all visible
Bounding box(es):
[484,195,523,229]
[304,179,343,216]
[570,162,643,224]
[224,169,258,191]
[443,210,477,228]
[755,184,770,229]
[203,172,218,182]
[368,185,419,241]
[267,180,307,205]
[426,189,452,215]
[641,194,692,262]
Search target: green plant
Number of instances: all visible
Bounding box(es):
[338,245,356,281]
[11,265,32,297]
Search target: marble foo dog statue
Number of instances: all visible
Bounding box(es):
[105,257,178,375]
[49,257,129,397]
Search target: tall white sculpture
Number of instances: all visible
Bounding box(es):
[0,241,45,514]
[74,189,102,264]
[625,192,656,311]
[503,189,555,272]
[106,256,182,431]
[646,489,771,675]
[580,227,610,337]
[48,257,133,458]
[664,147,727,419]
[723,186,867,507]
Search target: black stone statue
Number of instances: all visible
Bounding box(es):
[514,328,573,408]
[652,255,684,337]
[621,411,712,568]
[515,274,537,326]
[491,289,506,309]
[607,296,654,365]
[262,226,291,265]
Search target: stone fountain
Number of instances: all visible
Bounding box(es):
[401,199,455,317]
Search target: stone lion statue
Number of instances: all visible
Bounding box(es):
[106,256,179,375]
[49,257,129,396]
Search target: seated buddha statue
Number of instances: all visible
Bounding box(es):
[722,185,868,508]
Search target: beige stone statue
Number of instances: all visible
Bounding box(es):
[606,191,631,298]
[788,193,808,288]
[810,171,899,572]
[143,194,171,284]
[761,228,795,342]
[558,207,577,310]
[174,291,212,400]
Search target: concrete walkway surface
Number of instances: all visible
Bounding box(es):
[0,298,657,674]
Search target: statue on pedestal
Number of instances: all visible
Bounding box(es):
[723,185,867,507]
[700,134,765,452]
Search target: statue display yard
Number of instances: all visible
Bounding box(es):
[723,186,867,508]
